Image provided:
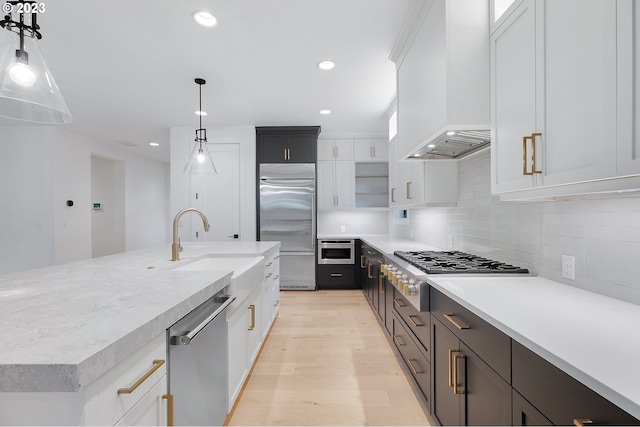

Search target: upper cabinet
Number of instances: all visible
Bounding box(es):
[392,0,490,160]
[317,138,354,161]
[354,138,389,162]
[491,0,640,200]
[256,126,320,163]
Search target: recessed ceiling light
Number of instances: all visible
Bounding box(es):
[317,60,335,70]
[319,109,332,115]
[195,110,207,116]
[192,11,217,28]
[149,142,159,147]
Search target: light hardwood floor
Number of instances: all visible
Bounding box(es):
[226,290,431,426]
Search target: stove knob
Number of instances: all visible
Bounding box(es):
[397,278,405,289]
[408,279,418,296]
[380,264,387,275]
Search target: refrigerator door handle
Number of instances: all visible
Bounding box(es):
[311,195,316,250]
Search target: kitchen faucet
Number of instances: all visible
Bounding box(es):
[172,208,210,261]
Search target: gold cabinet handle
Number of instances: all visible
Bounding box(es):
[162,394,174,426]
[368,262,373,279]
[574,419,594,426]
[391,187,396,203]
[248,304,256,330]
[379,274,385,293]
[265,261,273,267]
[393,334,405,347]
[407,315,423,327]
[274,300,280,306]
[393,298,406,308]
[360,255,366,268]
[265,272,273,278]
[118,359,165,394]
[453,354,465,395]
[448,349,458,387]
[406,181,413,199]
[531,132,542,174]
[407,358,423,375]
[330,273,343,277]
[444,313,469,330]
[523,135,532,175]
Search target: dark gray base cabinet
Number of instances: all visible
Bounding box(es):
[316,264,357,289]
[392,311,431,406]
[393,287,430,352]
[431,316,512,426]
[512,340,640,426]
[512,390,552,426]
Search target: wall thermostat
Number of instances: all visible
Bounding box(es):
[92,202,103,211]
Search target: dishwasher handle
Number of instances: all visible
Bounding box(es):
[170,295,236,345]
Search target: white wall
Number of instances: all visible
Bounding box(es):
[91,155,125,257]
[0,126,169,274]
[170,126,256,241]
[391,149,640,305]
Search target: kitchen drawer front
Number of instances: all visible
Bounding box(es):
[392,311,431,404]
[265,253,279,282]
[393,288,430,352]
[512,340,640,426]
[97,333,167,425]
[316,264,356,286]
[512,389,552,426]
[430,287,511,382]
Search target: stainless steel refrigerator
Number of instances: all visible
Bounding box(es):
[258,163,316,290]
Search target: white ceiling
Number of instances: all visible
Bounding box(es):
[1,0,414,162]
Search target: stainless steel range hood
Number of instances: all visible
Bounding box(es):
[410,130,491,160]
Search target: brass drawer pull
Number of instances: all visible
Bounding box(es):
[360,255,366,268]
[265,261,273,267]
[393,334,405,347]
[118,359,165,394]
[574,419,593,426]
[531,132,542,174]
[330,273,343,277]
[393,298,406,308]
[444,313,469,330]
[266,272,273,278]
[407,315,423,327]
[248,304,256,330]
[162,393,174,426]
[407,358,422,375]
[448,349,458,387]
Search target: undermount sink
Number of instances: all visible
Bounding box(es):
[172,255,266,296]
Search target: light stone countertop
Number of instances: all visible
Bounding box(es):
[426,275,640,420]
[0,241,279,393]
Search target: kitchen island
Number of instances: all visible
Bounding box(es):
[0,241,279,425]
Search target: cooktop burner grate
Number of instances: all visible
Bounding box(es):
[394,250,529,274]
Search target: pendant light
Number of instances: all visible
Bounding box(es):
[183,78,217,174]
[0,1,72,123]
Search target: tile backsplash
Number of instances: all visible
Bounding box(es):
[391,149,640,305]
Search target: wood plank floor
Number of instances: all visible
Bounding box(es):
[226,290,431,426]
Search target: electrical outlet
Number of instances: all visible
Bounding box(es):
[562,255,575,280]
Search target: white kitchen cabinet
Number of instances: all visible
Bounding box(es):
[114,376,168,427]
[246,285,262,367]
[490,0,523,35]
[389,139,399,206]
[317,138,354,161]
[261,253,280,339]
[491,0,640,200]
[394,0,489,160]
[317,160,354,209]
[354,138,389,162]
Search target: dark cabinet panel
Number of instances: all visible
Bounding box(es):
[316,264,356,289]
[256,126,319,163]
[393,311,431,405]
[432,316,511,426]
[512,340,640,426]
[393,288,430,352]
[430,287,511,383]
[512,390,552,426]
[384,279,394,335]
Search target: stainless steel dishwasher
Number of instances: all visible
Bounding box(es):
[167,289,235,426]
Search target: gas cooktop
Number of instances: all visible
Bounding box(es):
[394,250,529,274]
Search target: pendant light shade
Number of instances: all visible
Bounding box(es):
[0,5,72,124]
[183,78,217,174]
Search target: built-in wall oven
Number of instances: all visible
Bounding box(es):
[317,240,355,264]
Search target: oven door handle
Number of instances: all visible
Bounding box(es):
[170,295,236,345]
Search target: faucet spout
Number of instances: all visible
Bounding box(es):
[171,208,211,261]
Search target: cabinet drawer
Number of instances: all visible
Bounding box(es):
[430,287,511,382]
[512,340,640,426]
[316,264,356,287]
[392,311,430,404]
[97,333,167,426]
[393,288,430,352]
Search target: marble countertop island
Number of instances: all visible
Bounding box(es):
[0,241,279,393]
